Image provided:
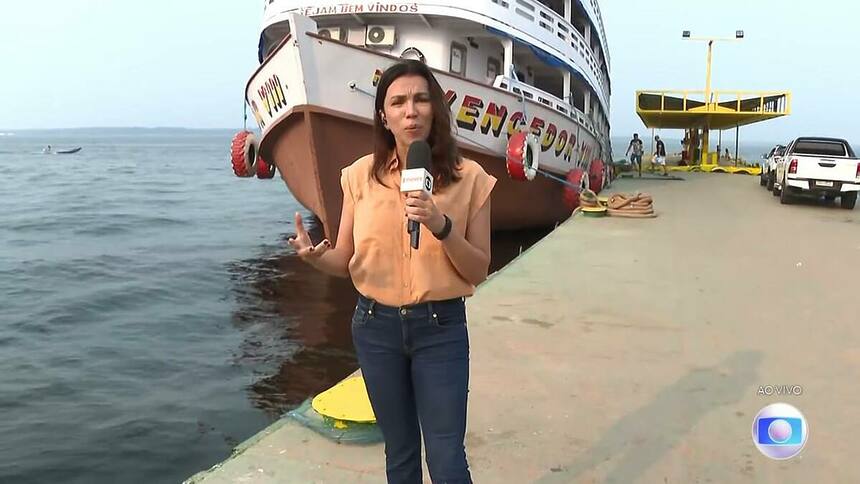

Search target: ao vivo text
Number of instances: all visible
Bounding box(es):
[757,385,803,396]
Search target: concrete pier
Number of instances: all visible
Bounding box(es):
[187,173,860,483]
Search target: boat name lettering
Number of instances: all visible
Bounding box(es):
[302,3,418,15]
[480,103,507,138]
[528,118,545,141]
[252,74,288,128]
[507,112,526,137]
[456,95,482,131]
[446,90,594,164]
[555,130,568,157]
[372,69,383,87]
[250,100,266,129]
[444,90,458,108]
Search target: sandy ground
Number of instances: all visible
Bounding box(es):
[187,173,860,483]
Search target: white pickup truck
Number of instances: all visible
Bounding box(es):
[760,144,786,190]
[773,137,860,209]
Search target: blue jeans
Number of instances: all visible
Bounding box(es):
[352,294,472,484]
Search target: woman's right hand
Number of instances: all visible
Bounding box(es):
[288,212,331,261]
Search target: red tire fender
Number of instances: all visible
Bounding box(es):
[505,131,540,181]
[588,159,605,194]
[256,155,276,179]
[563,168,589,210]
[230,130,258,178]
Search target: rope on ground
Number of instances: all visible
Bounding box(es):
[577,189,657,218]
[606,192,657,218]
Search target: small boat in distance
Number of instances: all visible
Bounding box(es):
[43,145,82,154]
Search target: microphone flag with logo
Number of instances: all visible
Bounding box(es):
[401,140,433,250]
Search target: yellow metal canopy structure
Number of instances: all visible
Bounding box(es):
[635,89,791,165]
[636,90,791,130]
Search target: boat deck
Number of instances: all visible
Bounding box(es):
[186,173,860,483]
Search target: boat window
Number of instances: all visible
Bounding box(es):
[570,88,585,112]
[450,42,467,76]
[487,57,501,81]
[537,0,564,17]
[260,22,291,62]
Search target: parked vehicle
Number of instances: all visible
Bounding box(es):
[773,137,860,209]
[760,144,786,190]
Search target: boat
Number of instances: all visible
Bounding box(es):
[43,146,82,154]
[235,0,613,240]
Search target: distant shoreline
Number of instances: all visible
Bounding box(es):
[0,127,245,134]
[3,128,777,144]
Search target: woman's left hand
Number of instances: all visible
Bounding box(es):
[405,191,445,234]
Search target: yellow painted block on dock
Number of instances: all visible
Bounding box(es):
[311,375,376,423]
[727,166,761,176]
[581,206,608,217]
[666,165,760,176]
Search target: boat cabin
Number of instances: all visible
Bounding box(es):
[259,0,611,140]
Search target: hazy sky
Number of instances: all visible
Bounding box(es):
[2,0,857,143]
[601,0,859,143]
[0,0,260,130]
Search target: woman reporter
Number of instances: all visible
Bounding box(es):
[288,59,495,484]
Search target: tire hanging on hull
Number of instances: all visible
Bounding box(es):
[256,156,276,179]
[505,131,540,181]
[589,159,605,194]
[230,130,259,178]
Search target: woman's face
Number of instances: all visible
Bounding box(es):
[382,74,434,148]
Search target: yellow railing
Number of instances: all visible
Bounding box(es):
[636,90,791,115]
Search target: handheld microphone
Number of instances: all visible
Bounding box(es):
[401,140,433,250]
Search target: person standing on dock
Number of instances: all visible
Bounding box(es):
[680,134,690,165]
[625,133,644,177]
[288,59,495,484]
[654,135,668,176]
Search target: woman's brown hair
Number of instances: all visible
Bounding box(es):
[372,60,461,190]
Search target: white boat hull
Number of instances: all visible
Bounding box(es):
[245,16,612,239]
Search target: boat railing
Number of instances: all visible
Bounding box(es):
[636,90,792,115]
[583,0,608,66]
[495,76,596,136]
[261,0,610,102]
[488,0,608,96]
